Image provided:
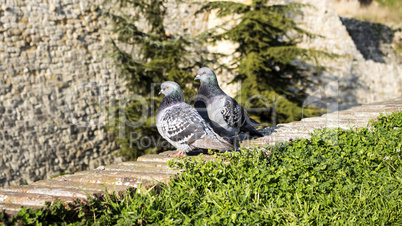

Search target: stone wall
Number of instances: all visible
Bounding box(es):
[0,0,400,187]
[0,0,127,187]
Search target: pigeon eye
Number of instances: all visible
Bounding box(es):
[166,86,169,89]
[203,72,206,74]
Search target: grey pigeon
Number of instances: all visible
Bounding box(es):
[194,67,263,139]
[156,81,234,157]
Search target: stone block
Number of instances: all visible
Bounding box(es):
[0,190,73,206]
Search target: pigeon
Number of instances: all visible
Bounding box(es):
[194,67,263,139]
[156,81,234,157]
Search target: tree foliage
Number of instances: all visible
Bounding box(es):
[197,0,336,125]
[103,0,214,160]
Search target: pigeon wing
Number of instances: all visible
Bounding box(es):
[160,105,206,145]
[221,97,263,137]
[221,97,244,128]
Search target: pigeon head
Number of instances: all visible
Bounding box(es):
[195,67,218,84]
[159,81,182,96]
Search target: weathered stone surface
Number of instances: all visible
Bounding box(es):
[0,0,130,188]
[31,180,130,193]
[2,185,92,199]
[0,203,41,217]
[72,170,176,183]
[0,190,74,206]
[137,154,174,163]
[103,163,173,174]
[51,173,166,187]
[137,151,218,162]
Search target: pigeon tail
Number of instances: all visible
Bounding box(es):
[192,137,233,151]
[241,125,264,138]
[248,117,261,127]
[191,130,234,151]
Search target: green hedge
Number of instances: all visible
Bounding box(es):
[2,112,401,225]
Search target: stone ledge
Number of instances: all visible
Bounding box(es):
[242,96,402,147]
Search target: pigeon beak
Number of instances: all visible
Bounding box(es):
[194,75,200,81]
[158,90,163,95]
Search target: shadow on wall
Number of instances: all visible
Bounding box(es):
[340,17,395,63]
[295,60,364,114]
